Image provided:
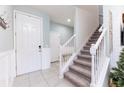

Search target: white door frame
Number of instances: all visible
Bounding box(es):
[13,10,43,76]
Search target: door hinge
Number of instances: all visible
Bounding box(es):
[15,14,16,19]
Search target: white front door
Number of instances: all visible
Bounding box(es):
[15,11,43,75]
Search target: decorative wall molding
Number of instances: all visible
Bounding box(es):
[0,50,16,87]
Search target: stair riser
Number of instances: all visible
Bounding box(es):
[94,32,100,34]
[90,36,99,40]
[94,34,100,36]
[83,46,90,50]
[74,61,91,68]
[80,51,90,55]
[93,33,101,36]
[89,39,97,42]
[88,40,96,44]
[78,56,91,61]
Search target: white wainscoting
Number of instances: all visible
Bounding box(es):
[0,50,16,87]
[42,48,51,70]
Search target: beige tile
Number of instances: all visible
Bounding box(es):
[42,69,59,79]
[13,74,30,87]
[51,62,59,68]
[44,75,60,87]
[13,62,75,87]
[50,61,59,67]
[29,70,48,87]
[41,64,60,86]
[56,79,75,87]
[13,82,30,87]
[29,70,42,78]
[30,83,48,87]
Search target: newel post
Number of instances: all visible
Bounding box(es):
[90,44,96,87]
[59,45,63,78]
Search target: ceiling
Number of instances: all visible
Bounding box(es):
[28,5,75,27]
[77,5,99,12]
[27,5,99,27]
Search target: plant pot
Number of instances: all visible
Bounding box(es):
[109,78,116,87]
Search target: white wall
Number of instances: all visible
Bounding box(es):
[103,6,122,68]
[0,6,16,86]
[50,22,74,44]
[0,6,13,52]
[75,7,99,49]
[99,5,103,25]
[50,22,74,62]
[101,6,123,86]
[0,50,15,87]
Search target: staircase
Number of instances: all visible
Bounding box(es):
[64,28,101,87]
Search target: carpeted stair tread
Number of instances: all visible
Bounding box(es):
[93,32,101,36]
[94,31,100,34]
[69,64,91,78]
[64,71,90,87]
[64,26,102,87]
[89,39,97,42]
[74,59,91,67]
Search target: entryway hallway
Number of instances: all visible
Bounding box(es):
[13,62,74,87]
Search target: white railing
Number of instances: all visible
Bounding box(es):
[90,25,108,86]
[59,34,76,78]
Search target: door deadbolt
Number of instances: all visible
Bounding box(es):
[39,45,41,49]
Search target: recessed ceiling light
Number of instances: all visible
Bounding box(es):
[67,18,71,23]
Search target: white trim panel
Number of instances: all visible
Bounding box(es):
[0,50,16,87]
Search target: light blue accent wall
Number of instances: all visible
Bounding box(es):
[50,21,74,45]
[14,6,50,48]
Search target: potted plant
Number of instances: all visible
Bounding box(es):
[109,49,124,87]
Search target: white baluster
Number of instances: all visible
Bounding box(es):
[90,25,109,86]
[59,45,63,78]
[59,34,76,79]
[90,44,96,86]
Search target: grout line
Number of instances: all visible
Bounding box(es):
[28,73,32,87]
[40,71,49,87]
[40,62,60,87]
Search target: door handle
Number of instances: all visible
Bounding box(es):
[38,45,42,52]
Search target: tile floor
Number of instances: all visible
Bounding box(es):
[13,62,75,87]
